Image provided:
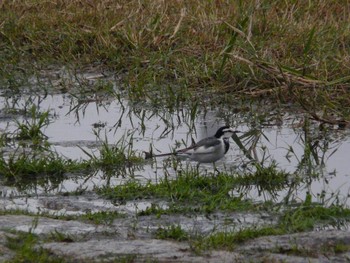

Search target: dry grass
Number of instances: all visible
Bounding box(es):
[1,0,350,119]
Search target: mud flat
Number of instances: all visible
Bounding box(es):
[0,213,350,262]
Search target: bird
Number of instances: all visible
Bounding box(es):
[145,126,239,167]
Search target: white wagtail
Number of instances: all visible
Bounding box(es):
[145,126,239,166]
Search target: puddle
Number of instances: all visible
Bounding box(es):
[0,71,350,216]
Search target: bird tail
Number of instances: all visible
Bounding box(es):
[144,139,196,160]
[144,151,176,159]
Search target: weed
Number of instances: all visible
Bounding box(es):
[13,105,50,147]
[80,133,144,178]
[47,230,75,243]
[196,226,284,251]
[191,203,350,252]
[155,224,189,241]
[1,1,350,118]
[1,2,350,258]
[98,163,299,214]
[333,242,350,253]
[137,203,168,217]
[280,204,350,232]
[81,211,126,225]
[98,169,255,213]
[0,150,88,190]
[233,162,292,200]
[5,231,66,263]
[278,244,316,258]
[0,132,11,148]
[0,119,145,190]
[100,254,139,263]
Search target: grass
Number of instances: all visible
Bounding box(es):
[155,224,189,242]
[0,103,144,190]
[98,169,257,213]
[0,141,144,190]
[197,226,284,251]
[80,133,144,177]
[333,242,350,254]
[231,162,292,200]
[1,1,350,258]
[137,203,170,217]
[191,200,350,252]
[280,204,350,232]
[0,104,86,190]
[98,163,300,214]
[80,211,126,225]
[0,151,87,190]
[97,159,348,215]
[14,105,50,145]
[96,165,350,252]
[1,1,350,119]
[47,230,75,243]
[5,231,66,263]
[190,203,350,252]
[0,103,52,150]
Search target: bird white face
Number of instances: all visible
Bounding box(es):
[221,127,236,138]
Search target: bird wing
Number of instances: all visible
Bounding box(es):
[177,136,220,154]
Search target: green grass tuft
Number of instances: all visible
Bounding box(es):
[98,169,273,213]
[0,151,89,191]
[155,224,189,241]
[6,231,66,263]
[199,226,284,251]
[81,211,126,225]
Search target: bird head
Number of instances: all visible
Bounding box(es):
[215,126,240,139]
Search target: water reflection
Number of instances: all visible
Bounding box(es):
[0,85,349,209]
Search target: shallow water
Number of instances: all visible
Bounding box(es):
[0,73,350,216]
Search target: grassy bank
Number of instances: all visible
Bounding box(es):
[1,2,350,261]
[1,1,350,119]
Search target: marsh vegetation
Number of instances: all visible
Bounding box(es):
[1,1,350,262]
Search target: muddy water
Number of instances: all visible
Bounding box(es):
[0,86,350,214]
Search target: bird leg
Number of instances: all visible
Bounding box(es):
[213,162,220,175]
[196,162,200,171]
